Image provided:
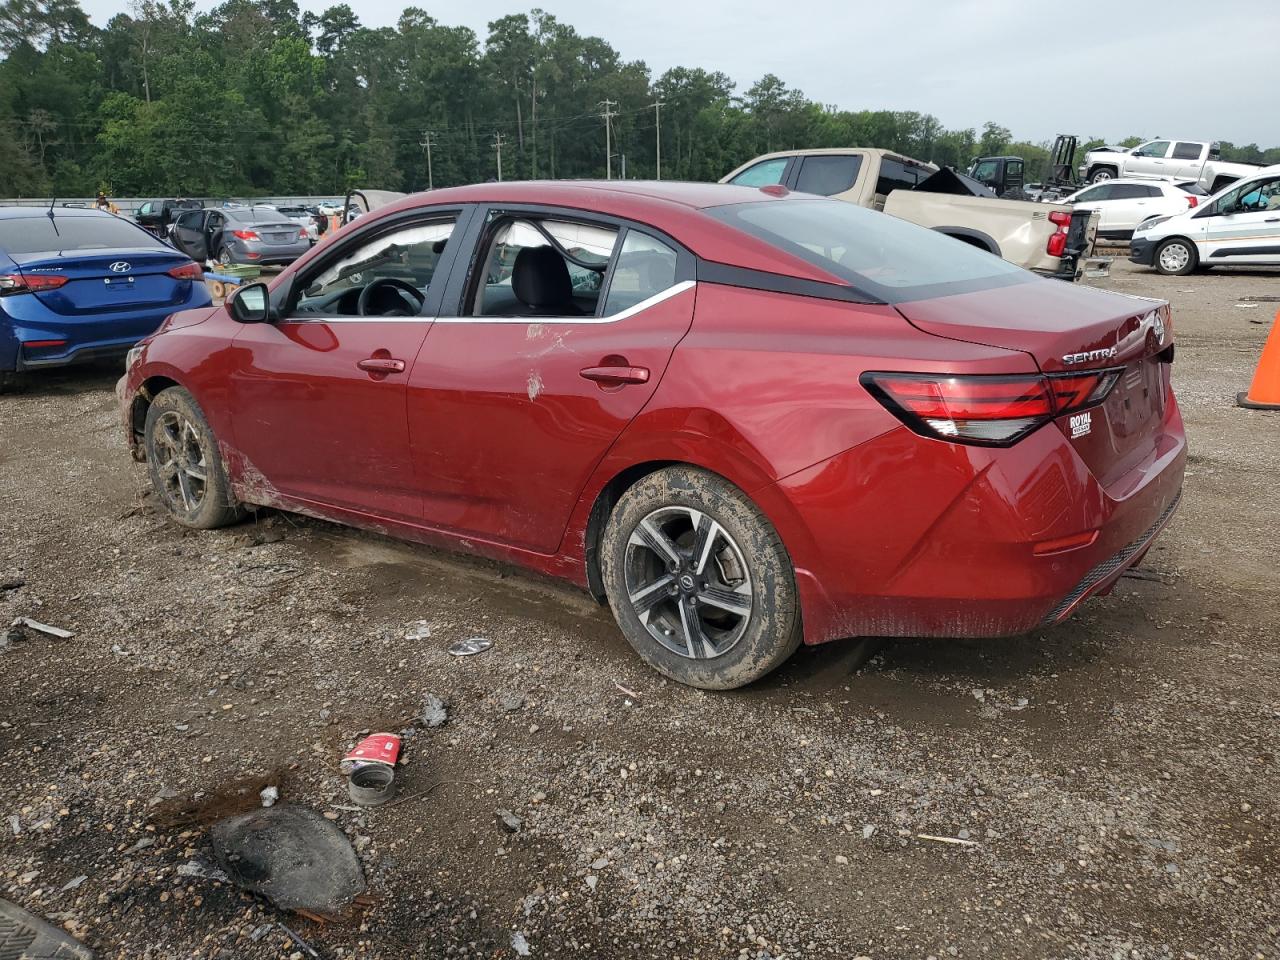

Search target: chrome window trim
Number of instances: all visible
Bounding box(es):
[436,279,695,325]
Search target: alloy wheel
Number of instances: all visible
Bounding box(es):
[152,410,209,514]
[623,506,753,660]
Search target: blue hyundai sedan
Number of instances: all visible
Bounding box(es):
[0,207,211,390]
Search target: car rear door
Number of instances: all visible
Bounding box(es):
[406,206,696,552]
[172,210,209,260]
[225,210,465,521]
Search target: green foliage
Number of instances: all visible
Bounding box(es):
[1,0,1276,198]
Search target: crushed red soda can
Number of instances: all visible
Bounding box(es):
[342,733,401,770]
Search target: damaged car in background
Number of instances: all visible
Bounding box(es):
[722,147,1100,280]
[119,181,1184,690]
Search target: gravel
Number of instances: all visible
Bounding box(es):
[1,261,1278,957]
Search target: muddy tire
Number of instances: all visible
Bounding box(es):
[143,386,246,529]
[600,466,802,690]
[1155,238,1198,276]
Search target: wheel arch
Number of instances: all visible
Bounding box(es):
[933,227,1001,256]
[128,373,184,453]
[1087,164,1118,181]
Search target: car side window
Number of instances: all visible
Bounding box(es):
[1235,178,1280,212]
[875,158,923,196]
[795,156,862,196]
[176,210,202,229]
[730,158,789,188]
[298,218,456,317]
[471,216,619,318]
[1172,142,1201,160]
[1134,140,1170,158]
[139,202,153,215]
[602,230,679,315]
[1109,184,1149,200]
[1075,185,1112,202]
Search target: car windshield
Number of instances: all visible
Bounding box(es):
[708,199,1029,302]
[0,214,163,255]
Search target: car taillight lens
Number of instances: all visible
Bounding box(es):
[861,370,1121,447]
[298,228,309,239]
[232,229,260,241]
[167,261,203,280]
[1047,209,1071,258]
[0,273,69,296]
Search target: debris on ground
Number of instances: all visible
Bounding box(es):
[0,897,94,958]
[496,809,522,833]
[8,616,75,639]
[511,931,532,956]
[613,680,641,700]
[279,921,320,959]
[208,805,366,912]
[260,785,280,807]
[421,694,448,728]
[0,578,23,593]
[917,833,979,847]
[447,637,493,657]
[500,692,525,712]
[348,763,396,807]
[404,620,432,642]
[343,733,401,768]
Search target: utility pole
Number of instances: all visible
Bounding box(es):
[598,99,617,179]
[419,130,436,190]
[492,132,506,182]
[650,99,664,180]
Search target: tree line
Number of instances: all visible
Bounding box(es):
[3,0,1278,199]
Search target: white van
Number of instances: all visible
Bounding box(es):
[1130,164,1280,275]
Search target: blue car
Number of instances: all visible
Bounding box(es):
[0,207,211,390]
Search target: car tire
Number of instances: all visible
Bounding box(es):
[216,245,233,266]
[0,371,21,394]
[144,386,246,530]
[600,466,802,690]
[1089,167,1116,184]
[1155,238,1198,276]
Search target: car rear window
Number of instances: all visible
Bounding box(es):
[708,198,1029,302]
[0,214,163,255]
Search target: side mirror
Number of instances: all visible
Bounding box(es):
[229,282,271,323]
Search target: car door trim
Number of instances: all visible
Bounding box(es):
[433,280,695,324]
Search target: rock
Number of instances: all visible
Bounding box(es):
[501,693,525,712]
[585,875,598,892]
[862,825,876,840]
[421,694,448,728]
[511,932,532,956]
[835,855,849,865]
[497,810,522,834]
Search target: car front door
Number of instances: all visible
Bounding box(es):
[224,209,466,521]
[172,210,208,260]
[406,207,696,552]
[1201,175,1280,265]
[1126,140,1172,177]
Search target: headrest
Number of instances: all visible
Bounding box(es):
[512,245,572,309]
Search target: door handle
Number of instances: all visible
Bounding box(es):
[580,363,650,385]
[357,357,406,374]
[1266,218,1280,223]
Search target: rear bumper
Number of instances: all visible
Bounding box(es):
[16,338,138,371]
[1129,237,1158,266]
[777,391,1187,644]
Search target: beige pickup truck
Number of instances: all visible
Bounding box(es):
[721,148,1099,281]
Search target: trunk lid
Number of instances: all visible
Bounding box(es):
[896,279,1173,486]
[13,248,198,315]
[250,221,305,246]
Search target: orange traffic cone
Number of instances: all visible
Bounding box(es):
[1238,309,1280,410]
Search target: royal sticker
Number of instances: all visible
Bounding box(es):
[1069,411,1092,439]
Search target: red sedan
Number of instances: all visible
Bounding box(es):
[119,182,1185,689]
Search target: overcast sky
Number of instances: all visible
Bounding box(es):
[79,0,1280,147]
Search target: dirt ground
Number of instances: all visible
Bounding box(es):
[2,257,1278,960]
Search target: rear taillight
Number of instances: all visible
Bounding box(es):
[1186,195,1198,208]
[298,228,308,239]
[0,273,69,296]
[167,261,203,280]
[1047,210,1071,259]
[861,370,1121,447]
[232,229,260,241]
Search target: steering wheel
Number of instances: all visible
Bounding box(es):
[357,277,426,317]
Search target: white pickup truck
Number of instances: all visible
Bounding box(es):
[1079,140,1259,193]
[722,148,1098,281]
